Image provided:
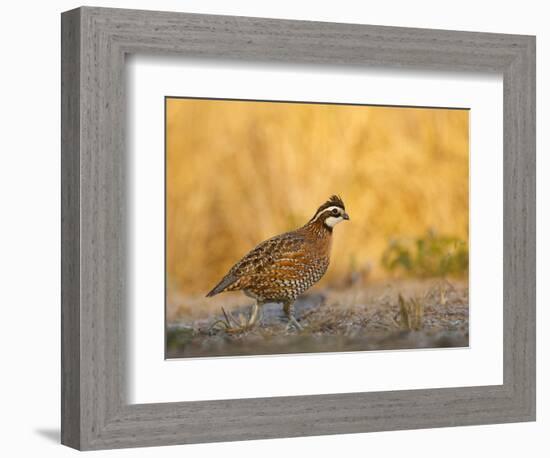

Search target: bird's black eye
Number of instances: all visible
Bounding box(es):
[332,208,339,215]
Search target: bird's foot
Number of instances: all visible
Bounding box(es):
[283,301,303,332]
[285,315,304,332]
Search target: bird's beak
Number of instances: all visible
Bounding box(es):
[342,212,350,220]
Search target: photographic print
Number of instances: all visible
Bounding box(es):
[166,97,469,358]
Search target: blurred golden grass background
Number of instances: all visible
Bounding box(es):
[166,98,469,298]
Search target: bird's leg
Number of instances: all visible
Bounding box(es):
[283,301,303,331]
[247,300,264,328]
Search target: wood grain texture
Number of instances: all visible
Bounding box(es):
[60,6,536,450]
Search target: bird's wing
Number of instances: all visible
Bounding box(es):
[229,232,306,278]
[206,232,306,296]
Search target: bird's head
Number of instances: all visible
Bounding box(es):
[308,195,350,230]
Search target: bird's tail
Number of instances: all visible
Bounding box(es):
[206,274,238,297]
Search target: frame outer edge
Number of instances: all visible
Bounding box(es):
[61,6,537,450]
[61,7,82,450]
[528,36,536,421]
[502,35,536,420]
[521,35,536,420]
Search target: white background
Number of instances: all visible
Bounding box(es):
[0,1,546,457]
[129,58,503,403]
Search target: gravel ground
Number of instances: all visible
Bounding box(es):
[166,279,469,358]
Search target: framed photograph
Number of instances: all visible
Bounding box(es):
[61,6,535,450]
[164,97,470,359]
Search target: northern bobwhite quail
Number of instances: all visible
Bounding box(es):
[207,195,349,331]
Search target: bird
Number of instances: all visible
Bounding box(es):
[206,195,349,331]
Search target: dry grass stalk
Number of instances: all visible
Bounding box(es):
[397,293,424,331]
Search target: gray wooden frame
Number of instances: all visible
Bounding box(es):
[61,6,536,451]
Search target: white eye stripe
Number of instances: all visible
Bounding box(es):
[310,206,342,223]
